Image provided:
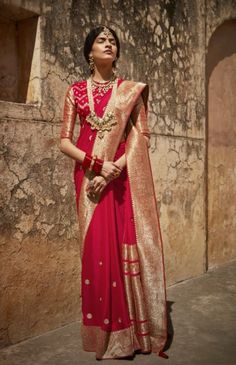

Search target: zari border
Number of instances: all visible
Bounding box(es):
[81,323,149,359]
[125,112,168,352]
[122,243,151,351]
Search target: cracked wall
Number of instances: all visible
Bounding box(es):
[0,0,236,348]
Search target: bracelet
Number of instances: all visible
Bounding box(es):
[92,157,104,174]
[82,153,92,170]
[89,155,97,171]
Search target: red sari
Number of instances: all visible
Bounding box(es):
[61,78,167,359]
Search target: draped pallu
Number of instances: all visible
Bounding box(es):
[62,79,167,359]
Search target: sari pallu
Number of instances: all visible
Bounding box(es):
[61,79,167,359]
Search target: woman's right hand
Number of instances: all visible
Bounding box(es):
[101,161,122,181]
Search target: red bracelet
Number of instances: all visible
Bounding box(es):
[92,157,104,174]
[82,153,92,170]
[89,155,97,171]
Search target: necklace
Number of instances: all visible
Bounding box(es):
[92,74,116,95]
[91,74,116,95]
[87,76,118,139]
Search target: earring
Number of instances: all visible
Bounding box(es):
[89,55,95,74]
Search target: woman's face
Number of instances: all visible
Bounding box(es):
[90,30,117,66]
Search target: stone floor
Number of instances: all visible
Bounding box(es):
[0,261,236,365]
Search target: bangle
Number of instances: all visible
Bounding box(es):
[92,157,104,174]
[82,153,92,170]
[89,155,97,171]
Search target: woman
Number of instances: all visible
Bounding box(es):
[60,26,168,360]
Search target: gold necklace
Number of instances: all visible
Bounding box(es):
[91,74,116,95]
[87,76,118,139]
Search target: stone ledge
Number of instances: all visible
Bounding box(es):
[0,100,44,121]
[0,0,41,19]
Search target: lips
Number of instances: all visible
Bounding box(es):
[104,50,113,54]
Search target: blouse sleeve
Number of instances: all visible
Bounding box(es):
[130,93,150,139]
[60,85,77,140]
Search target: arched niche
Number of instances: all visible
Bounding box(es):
[206,20,236,268]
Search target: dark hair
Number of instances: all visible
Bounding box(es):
[83,26,120,67]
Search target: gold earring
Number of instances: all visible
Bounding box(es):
[89,55,95,73]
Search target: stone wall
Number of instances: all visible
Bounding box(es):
[0,0,236,348]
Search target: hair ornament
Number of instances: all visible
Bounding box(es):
[102,26,113,38]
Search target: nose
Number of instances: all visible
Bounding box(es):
[105,39,112,48]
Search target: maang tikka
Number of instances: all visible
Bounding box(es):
[102,26,113,38]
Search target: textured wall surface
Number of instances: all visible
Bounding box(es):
[0,119,80,347]
[0,0,236,348]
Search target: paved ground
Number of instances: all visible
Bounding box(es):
[0,261,235,365]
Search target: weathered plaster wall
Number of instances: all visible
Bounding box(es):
[0,0,236,348]
[0,119,80,347]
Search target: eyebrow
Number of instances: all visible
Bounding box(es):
[97,36,115,41]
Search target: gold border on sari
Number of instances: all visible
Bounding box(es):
[126,109,167,351]
[81,323,150,359]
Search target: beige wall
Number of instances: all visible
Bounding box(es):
[0,0,236,348]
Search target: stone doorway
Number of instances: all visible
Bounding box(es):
[206,20,236,268]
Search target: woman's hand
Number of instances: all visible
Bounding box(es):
[100,161,122,181]
[86,175,107,198]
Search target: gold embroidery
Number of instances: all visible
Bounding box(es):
[61,85,77,140]
[123,261,140,275]
[81,324,150,359]
[131,95,151,137]
[126,109,167,345]
[122,243,151,351]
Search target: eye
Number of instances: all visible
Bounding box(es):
[96,37,105,43]
[109,38,116,44]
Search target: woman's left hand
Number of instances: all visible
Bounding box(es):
[86,175,107,198]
